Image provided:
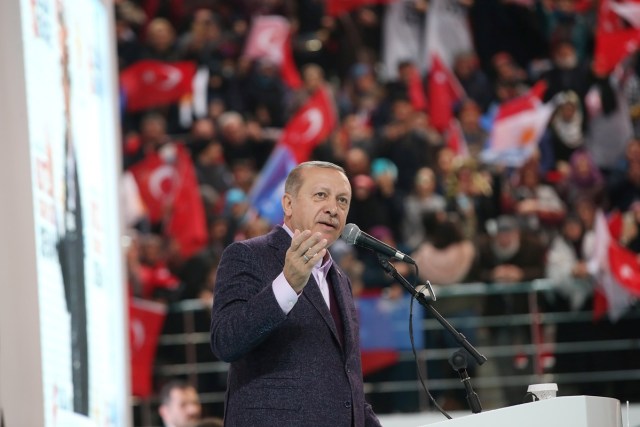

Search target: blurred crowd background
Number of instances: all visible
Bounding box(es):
[115,0,640,424]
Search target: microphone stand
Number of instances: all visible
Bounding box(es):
[375,254,487,367]
[449,349,483,413]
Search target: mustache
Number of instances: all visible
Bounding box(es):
[319,217,339,227]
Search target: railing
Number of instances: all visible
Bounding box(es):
[132,279,640,425]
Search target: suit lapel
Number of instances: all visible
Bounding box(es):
[329,266,354,353]
[304,274,343,349]
[268,227,343,349]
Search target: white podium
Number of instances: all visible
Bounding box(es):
[421,396,621,427]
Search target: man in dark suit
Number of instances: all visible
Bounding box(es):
[210,161,382,426]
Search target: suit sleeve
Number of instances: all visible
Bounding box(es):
[364,402,383,427]
[210,241,288,362]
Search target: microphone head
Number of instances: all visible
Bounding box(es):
[341,223,360,245]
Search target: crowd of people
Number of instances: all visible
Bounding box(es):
[115,0,640,424]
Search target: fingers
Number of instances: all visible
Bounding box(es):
[303,247,327,265]
[284,230,328,293]
[292,230,327,265]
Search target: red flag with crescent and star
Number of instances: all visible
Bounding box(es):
[128,143,208,258]
[120,60,197,112]
[279,87,337,163]
[129,298,166,398]
[593,0,640,75]
[243,15,302,88]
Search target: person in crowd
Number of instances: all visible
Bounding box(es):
[412,212,479,410]
[217,111,274,170]
[540,40,591,103]
[608,139,640,211]
[123,112,173,169]
[545,214,594,312]
[136,234,181,302]
[337,61,384,119]
[376,96,440,195]
[241,58,288,128]
[503,157,566,244]
[142,18,180,61]
[456,99,488,158]
[444,158,498,239]
[556,149,605,207]
[221,187,250,243]
[196,141,234,211]
[452,51,493,112]
[343,146,372,179]
[539,91,586,172]
[401,167,447,250]
[475,214,546,291]
[539,0,593,63]
[114,3,144,70]
[433,146,457,195]
[187,118,218,161]
[317,113,376,165]
[158,379,203,427]
[229,159,257,194]
[370,157,404,236]
[473,214,547,405]
[413,212,477,291]
[176,9,224,63]
[619,200,640,253]
[210,161,382,426]
[347,174,395,239]
[489,51,529,90]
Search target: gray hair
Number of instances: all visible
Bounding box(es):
[284,161,346,197]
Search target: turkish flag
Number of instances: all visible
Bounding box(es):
[325,0,396,17]
[427,53,465,133]
[120,60,197,112]
[281,32,302,89]
[608,242,640,295]
[587,210,636,322]
[445,119,469,158]
[594,28,640,75]
[243,15,302,88]
[608,209,624,241]
[481,81,552,167]
[129,298,166,398]
[593,0,640,75]
[609,0,640,27]
[280,87,337,162]
[407,63,428,112]
[165,145,208,258]
[129,143,208,258]
[128,151,171,225]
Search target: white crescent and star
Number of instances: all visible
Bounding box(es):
[148,164,176,199]
[256,26,285,64]
[141,65,183,91]
[158,64,183,90]
[299,108,324,142]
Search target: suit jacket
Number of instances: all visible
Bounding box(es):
[210,226,381,427]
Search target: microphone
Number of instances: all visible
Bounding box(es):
[341,223,415,264]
